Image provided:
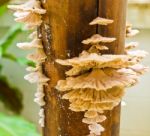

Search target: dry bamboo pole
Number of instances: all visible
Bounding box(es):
[39,0,127,136]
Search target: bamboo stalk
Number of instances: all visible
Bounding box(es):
[40,0,127,135]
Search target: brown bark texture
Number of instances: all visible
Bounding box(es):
[39,0,127,136]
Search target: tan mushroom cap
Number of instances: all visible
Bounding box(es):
[127,50,148,60]
[126,29,139,38]
[129,64,149,75]
[69,99,117,112]
[14,11,42,27]
[82,115,106,124]
[8,0,46,14]
[56,68,138,92]
[125,42,138,50]
[62,87,125,103]
[89,123,105,135]
[82,34,116,45]
[89,17,113,26]
[17,38,43,50]
[26,65,41,72]
[84,111,98,118]
[88,44,108,53]
[56,53,137,76]
[24,72,50,83]
[27,49,47,63]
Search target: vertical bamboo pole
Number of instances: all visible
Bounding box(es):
[40,0,127,136]
[99,1,127,136]
[40,1,97,136]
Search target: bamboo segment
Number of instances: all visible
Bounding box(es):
[40,0,127,136]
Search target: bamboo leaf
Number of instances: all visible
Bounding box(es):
[0,113,40,136]
[0,24,23,53]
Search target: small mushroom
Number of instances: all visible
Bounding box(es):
[27,49,47,63]
[129,64,149,75]
[8,0,46,14]
[82,34,116,45]
[126,29,139,38]
[26,65,41,72]
[34,97,45,106]
[39,117,45,127]
[125,42,139,50]
[89,123,105,135]
[82,115,106,124]
[89,17,113,25]
[56,53,137,76]
[39,108,45,118]
[14,11,42,28]
[17,38,43,50]
[24,72,50,83]
[84,111,98,118]
[56,68,138,92]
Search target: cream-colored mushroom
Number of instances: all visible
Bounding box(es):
[89,17,113,25]
[82,115,106,124]
[26,65,41,72]
[129,64,149,75]
[14,11,42,28]
[24,72,49,83]
[27,49,47,63]
[8,0,46,14]
[82,34,116,45]
[56,68,138,92]
[89,123,105,135]
[56,53,137,76]
[17,38,43,50]
[39,117,45,127]
[84,111,98,118]
[34,97,45,106]
[39,108,45,118]
[126,29,139,38]
[125,42,138,50]
[62,87,125,103]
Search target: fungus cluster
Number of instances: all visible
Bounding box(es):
[8,0,49,127]
[56,17,148,135]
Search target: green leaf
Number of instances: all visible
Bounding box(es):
[16,57,35,67]
[0,113,40,136]
[0,4,7,16]
[0,24,23,53]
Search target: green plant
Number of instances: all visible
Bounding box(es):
[0,2,34,113]
[0,113,40,136]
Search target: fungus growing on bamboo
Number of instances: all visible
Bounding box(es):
[8,0,48,127]
[56,17,148,135]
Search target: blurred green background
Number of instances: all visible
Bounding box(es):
[0,0,150,136]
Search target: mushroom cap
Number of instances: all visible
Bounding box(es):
[56,52,137,76]
[24,72,50,83]
[8,0,46,14]
[14,11,42,27]
[17,38,43,50]
[56,68,138,91]
[82,34,116,45]
[84,111,98,118]
[27,49,47,63]
[62,87,125,103]
[89,123,105,135]
[89,17,113,25]
[125,42,139,50]
[128,64,149,75]
[82,115,106,124]
[126,29,139,38]
[69,99,117,112]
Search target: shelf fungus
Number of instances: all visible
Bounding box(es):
[89,17,113,26]
[126,22,139,38]
[8,0,46,29]
[82,34,116,45]
[9,0,48,127]
[56,17,148,135]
